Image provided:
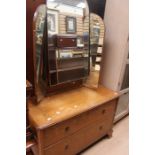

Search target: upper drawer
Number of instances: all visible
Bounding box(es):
[57,37,77,48]
[41,100,116,148]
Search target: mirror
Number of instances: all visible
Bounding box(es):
[33,5,46,101]
[33,0,90,100]
[33,2,105,100]
[47,0,89,86]
[45,0,90,86]
[85,13,105,88]
[33,1,105,101]
[33,5,46,83]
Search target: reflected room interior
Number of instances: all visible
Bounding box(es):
[85,13,105,88]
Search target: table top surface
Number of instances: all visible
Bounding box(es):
[28,86,118,130]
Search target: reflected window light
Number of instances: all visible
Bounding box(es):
[77,2,86,8]
[48,0,55,2]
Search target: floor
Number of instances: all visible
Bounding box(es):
[81,116,129,155]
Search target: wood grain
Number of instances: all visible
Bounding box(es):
[28,86,118,129]
[44,118,112,155]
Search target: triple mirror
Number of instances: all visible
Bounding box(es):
[33,0,105,99]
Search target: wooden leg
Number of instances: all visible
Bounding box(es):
[107,129,113,138]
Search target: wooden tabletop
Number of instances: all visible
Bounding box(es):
[28,86,118,130]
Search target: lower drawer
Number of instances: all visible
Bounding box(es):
[43,118,112,155]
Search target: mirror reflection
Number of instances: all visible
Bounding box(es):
[34,5,46,84]
[33,5,46,101]
[33,0,90,100]
[85,13,105,88]
[44,0,90,86]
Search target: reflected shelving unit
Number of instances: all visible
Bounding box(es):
[45,34,89,85]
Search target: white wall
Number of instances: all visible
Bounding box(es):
[100,0,129,91]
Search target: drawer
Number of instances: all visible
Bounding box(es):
[58,57,88,69]
[57,37,77,48]
[42,100,116,148]
[44,118,112,155]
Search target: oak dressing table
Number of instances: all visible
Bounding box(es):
[28,1,118,154]
[29,86,118,155]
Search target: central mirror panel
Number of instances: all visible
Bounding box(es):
[45,0,90,86]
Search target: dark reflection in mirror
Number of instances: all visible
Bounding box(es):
[85,13,105,88]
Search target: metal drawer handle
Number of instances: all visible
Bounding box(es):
[60,39,63,42]
[65,126,70,132]
[102,109,106,114]
[65,144,69,150]
[72,39,75,42]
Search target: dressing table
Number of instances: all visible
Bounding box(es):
[27,0,119,154]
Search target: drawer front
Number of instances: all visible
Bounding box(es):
[57,38,77,48]
[58,57,87,69]
[44,118,112,155]
[42,100,116,148]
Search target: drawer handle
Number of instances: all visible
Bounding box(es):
[65,144,69,150]
[72,39,75,42]
[60,39,63,42]
[102,109,106,115]
[99,126,103,130]
[65,126,70,132]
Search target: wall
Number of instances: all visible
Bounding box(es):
[100,0,129,91]
[59,12,83,35]
[48,3,88,35]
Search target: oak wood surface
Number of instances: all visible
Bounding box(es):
[29,86,118,155]
[28,86,118,129]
